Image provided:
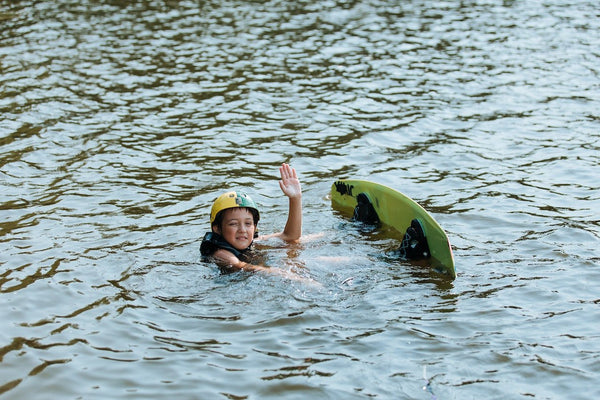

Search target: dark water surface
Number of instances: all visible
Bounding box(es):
[1,0,599,399]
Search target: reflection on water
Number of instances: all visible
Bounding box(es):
[1,0,599,399]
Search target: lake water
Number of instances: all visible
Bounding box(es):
[1,0,599,399]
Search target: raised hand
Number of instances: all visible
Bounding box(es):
[278,163,302,199]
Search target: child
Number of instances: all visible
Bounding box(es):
[200,163,302,273]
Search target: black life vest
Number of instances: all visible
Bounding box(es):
[200,232,252,262]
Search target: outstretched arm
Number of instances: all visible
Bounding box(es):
[211,248,316,283]
[278,163,302,242]
[212,248,269,272]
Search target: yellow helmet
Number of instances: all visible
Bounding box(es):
[209,191,260,226]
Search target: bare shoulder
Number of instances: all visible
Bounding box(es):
[255,232,282,241]
[256,232,324,243]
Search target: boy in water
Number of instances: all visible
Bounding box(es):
[200,163,302,273]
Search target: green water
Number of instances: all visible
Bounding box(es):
[1,1,599,399]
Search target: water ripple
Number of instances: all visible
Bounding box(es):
[1,0,600,399]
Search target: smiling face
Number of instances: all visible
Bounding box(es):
[213,207,257,251]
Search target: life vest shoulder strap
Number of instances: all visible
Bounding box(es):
[200,232,245,259]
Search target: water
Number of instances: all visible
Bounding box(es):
[1,0,599,399]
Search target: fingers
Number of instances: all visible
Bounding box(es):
[279,163,297,180]
[279,163,289,179]
[279,164,286,179]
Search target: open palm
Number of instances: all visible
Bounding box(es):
[278,163,302,199]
